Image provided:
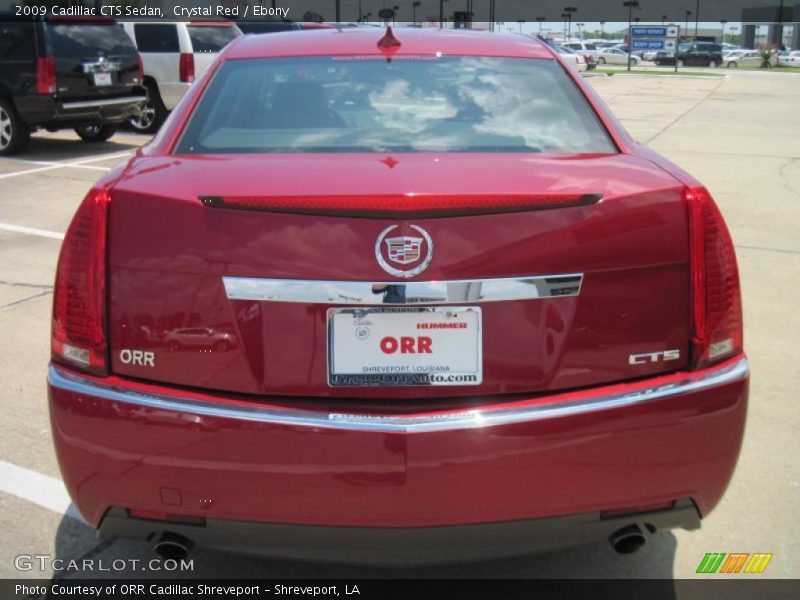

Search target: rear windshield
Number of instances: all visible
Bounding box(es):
[46,23,135,58]
[186,25,240,52]
[176,56,616,154]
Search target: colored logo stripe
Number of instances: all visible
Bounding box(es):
[744,553,773,574]
[720,553,749,573]
[697,553,726,573]
[696,553,773,574]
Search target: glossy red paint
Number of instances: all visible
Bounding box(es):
[49,358,747,528]
[49,28,748,556]
[106,153,690,397]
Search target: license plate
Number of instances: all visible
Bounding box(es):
[328,307,482,387]
[93,72,112,86]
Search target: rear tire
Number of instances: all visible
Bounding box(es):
[728,61,738,68]
[597,57,606,64]
[677,59,685,68]
[75,124,117,143]
[128,81,167,134]
[0,98,31,156]
[708,60,718,68]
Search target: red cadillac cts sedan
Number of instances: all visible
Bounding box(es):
[48,28,748,564]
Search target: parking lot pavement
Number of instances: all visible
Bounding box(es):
[1,71,798,580]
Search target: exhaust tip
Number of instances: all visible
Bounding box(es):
[153,531,194,561]
[609,524,647,555]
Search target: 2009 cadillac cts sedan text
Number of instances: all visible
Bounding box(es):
[48,28,748,564]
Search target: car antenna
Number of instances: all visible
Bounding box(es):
[378,26,401,62]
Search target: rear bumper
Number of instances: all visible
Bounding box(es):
[48,356,748,559]
[15,93,146,128]
[99,500,700,565]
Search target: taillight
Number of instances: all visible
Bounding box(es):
[52,188,110,375]
[136,53,144,84]
[179,52,195,83]
[686,186,743,369]
[36,57,56,94]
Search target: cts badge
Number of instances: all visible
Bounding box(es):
[375,224,433,278]
[629,349,680,365]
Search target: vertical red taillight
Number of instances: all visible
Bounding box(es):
[686,187,743,369]
[36,57,56,94]
[52,189,110,375]
[179,52,195,83]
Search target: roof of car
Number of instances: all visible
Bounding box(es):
[226,27,555,60]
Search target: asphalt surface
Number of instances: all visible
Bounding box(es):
[0,70,798,580]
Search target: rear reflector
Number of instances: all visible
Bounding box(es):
[179,52,195,83]
[52,188,110,375]
[199,193,602,218]
[36,57,56,95]
[686,187,743,369]
[128,509,206,525]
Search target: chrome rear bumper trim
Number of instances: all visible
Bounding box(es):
[48,357,748,434]
[222,274,583,305]
[61,96,147,110]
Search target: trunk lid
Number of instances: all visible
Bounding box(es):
[108,152,690,399]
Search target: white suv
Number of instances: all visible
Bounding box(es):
[562,41,599,57]
[121,21,241,132]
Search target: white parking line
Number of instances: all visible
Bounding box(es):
[0,151,131,180]
[0,223,64,240]
[0,460,85,523]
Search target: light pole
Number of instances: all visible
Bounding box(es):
[536,17,545,36]
[662,15,667,25]
[695,0,701,39]
[623,0,640,71]
[685,11,691,41]
[600,21,606,39]
[517,20,525,34]
[560,13,569,41]
[413,1,420,25]
[720,19,728,44]
[576,23,584,40]
[563,7,577,40]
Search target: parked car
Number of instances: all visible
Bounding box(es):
[596,47,640,66]
[49,28,747,565]
[612,44,645,59]
[541,40,588,72]
[655,42,723,67]
[562,41,599,58]
[723,50,776,68]
[121,21,242,133]
[778,50,800,66]
[0,18,146,155]
[163,327,236,352]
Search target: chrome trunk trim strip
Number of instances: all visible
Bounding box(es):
[222,274,583,305]
[48,357,749,434]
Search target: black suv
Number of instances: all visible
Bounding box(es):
[0,18,146,155]
[655,42,724,67]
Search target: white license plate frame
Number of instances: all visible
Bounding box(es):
[93,72,112,86]
[327,306,482,387]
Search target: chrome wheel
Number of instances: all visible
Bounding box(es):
[0,106,11,151]
[128,99,156,131]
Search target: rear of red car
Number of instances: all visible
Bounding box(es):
[48,29,747,564]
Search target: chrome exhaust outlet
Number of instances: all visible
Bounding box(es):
[609,524,647,554]
[153,531,194,561]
